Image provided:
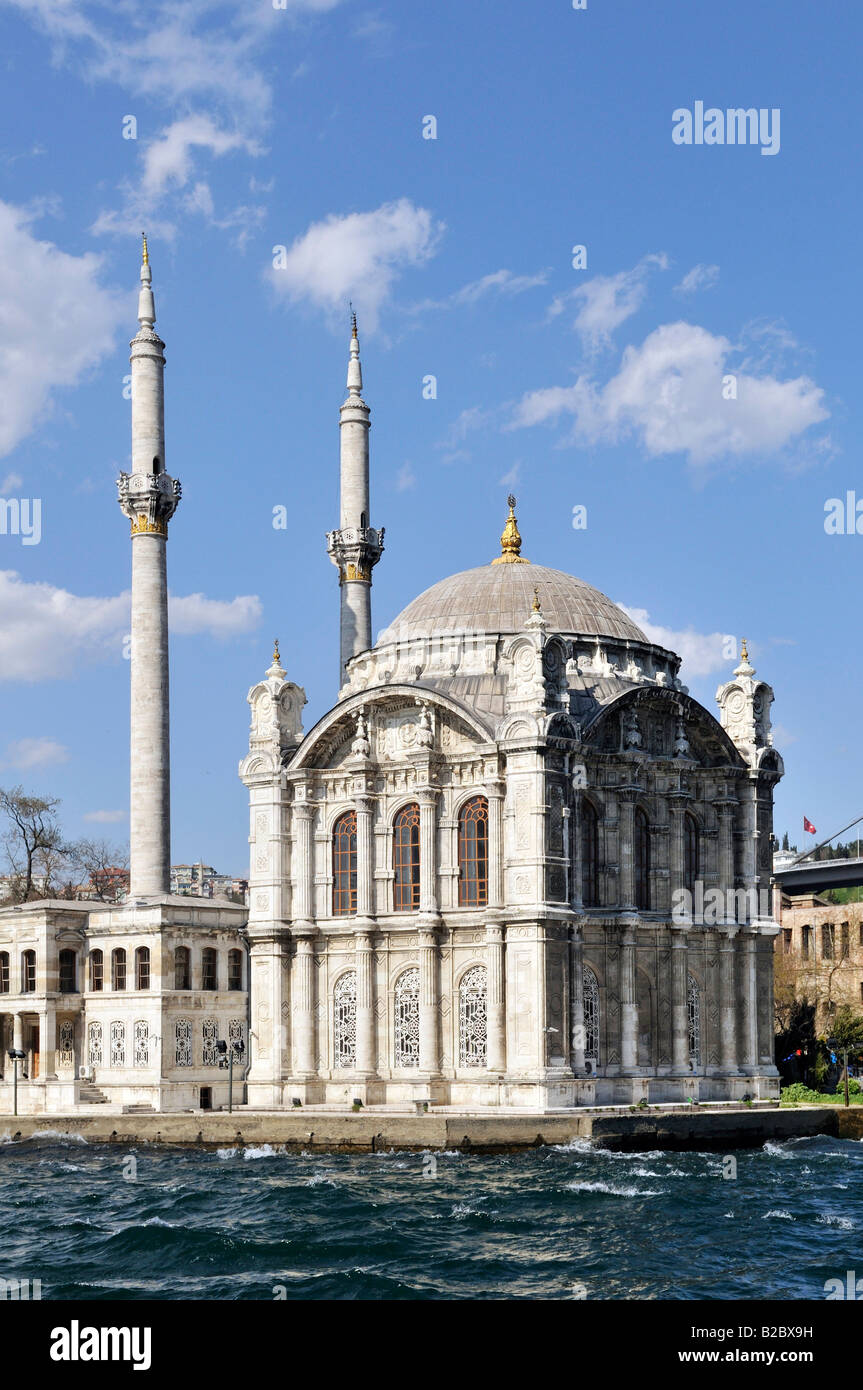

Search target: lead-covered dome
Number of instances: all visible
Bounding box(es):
[387,561,646,645]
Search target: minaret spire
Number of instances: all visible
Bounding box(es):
[326,310,384,691]
[117,239,181,897]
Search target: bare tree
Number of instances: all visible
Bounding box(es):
[0,785,72,902]
[69,838,130,902]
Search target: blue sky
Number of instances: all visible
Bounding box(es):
[0,0,858,871]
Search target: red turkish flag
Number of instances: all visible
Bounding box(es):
[803,816,817,835]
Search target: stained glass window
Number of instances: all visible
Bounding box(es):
[458,797,488,907]
[332,810,358,916]
[393,803,421,911]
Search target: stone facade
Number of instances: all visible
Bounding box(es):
[775,893,863,1032]
[0,898,248,1113]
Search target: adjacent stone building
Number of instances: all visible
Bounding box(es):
[775,892,863,1032]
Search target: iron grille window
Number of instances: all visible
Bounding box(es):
[634,809,651,911]
[393,803,421,911]
[89,950,103,992]
[687,974,701,1065]
[175,1018,192,1067]
[227,950,243,991]
[110,1021,125,1067]
[333,971,357,1068]
[22,950,36,993]
[174,947,191,990]
[394,967,420,1068]
[88,1022,102,1067]
[332,810,358,916]
[202,949,218,991]
[58,1020,74,1068]
[458,965,487,1067]
[112,949,126,991]
[134,1020,149,1068]
[583,965,600,1067]
[458,797,489,908]
[202,1019,218,1066]
[0,952,9,994]
[581,800,599,907]
[135,947,150,991]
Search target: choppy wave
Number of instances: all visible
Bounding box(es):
[0,1133,859,1300]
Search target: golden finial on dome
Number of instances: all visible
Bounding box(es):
[141,231,149,265]
[272,638,281,664]
[532,587,542,613]
[491,493,530,565]
[740,638,748,662]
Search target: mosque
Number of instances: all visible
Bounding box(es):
[0,245,783,1113]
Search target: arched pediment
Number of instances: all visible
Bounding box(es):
[286,684,496,771]
[583,686,747,769]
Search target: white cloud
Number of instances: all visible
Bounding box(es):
[413,268,549,313]
[141,117,259,197]
[675,263,719,295]
[499,462,521,487]
[549,254,669,353]
[269,199,444,331]
[0,201,126,458]
[395,463,416,492]
[0,571,262,682]
[618,606,733,678]
[1,472,22,495]
[169,592,263,637]
[83,809,127,823]
[509,320,829,467]
[2,736,69,770]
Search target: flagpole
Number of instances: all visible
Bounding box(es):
[788,813,863,867]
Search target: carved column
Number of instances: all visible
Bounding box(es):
[354,929,376,1077]
[716,799,737,911]
[485,922,506,1074]
[355,792,375,920]
[619,924,638,1071]
[487,780,505,909]
[668,792,690,908]
[41,1004,57,1080]
[570,926,585,1072]
[617,787,638,910]
[418,928,440,1076]
[740,929,758,1070]
[718,927,739,1072]
[292,933,316,1077]
[417,787,439,915]
[292,800,315,925]
[670,927,690,1072]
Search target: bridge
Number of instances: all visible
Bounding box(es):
[773,856,863,897]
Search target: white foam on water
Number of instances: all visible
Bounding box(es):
[817,1213,854,1229]
[763,1209,794,1220]
[566,1179,665,1198]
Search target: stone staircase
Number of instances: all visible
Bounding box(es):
[121,1104,156,1114]
[77,1080,109,1105]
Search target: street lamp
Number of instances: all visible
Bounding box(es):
[7,1049,25,1117]
[216,1038,245,1114]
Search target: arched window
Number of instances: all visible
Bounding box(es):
[111,948,126,991]
[88,1021,103,1067]
[333,971,357,1068]
[332,810,357,916]
[394,967,420,1068]
[393,803,421,911]
[458,796,488,907]
[135,947,150,991]
[228,949,243,990]
[458,965,487,1068]
[581,800,599,907]
[634,808,651,911]
[0,952,8,994]
[59,950,77,994]
[684,813,699,899]
[174,946,191,990]
[202,948,218,990]
[583,965,600,1069]
[22,950,36,993]
[89,949,103,992]
[687,974,701,1066]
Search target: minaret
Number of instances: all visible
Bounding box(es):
[326,312,384,687]
[117,235,181,897]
